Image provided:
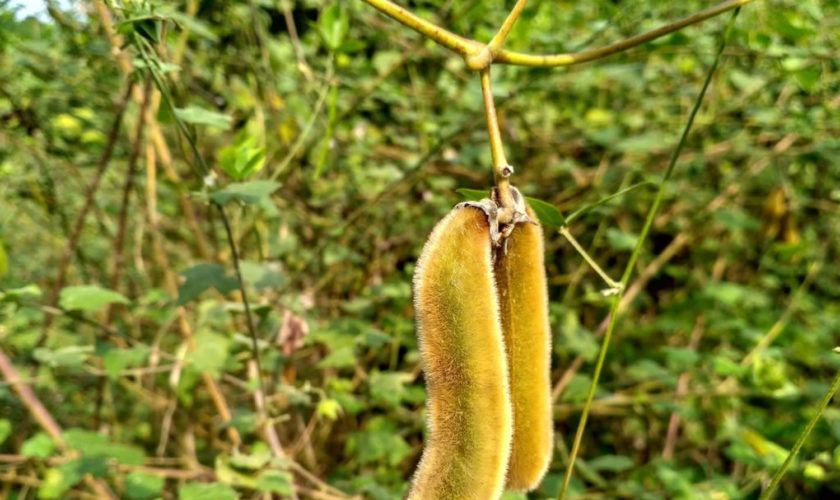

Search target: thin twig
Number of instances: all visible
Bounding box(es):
[495,0,757,66]
[361,0,478,56]
[487,0,528,54]
[559,226,621,291]
[105,76,152,324]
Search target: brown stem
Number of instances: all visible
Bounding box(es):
[105,77,153,325]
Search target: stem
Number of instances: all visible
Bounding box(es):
[558,9,741,499]
[559,226,621,291]
[759,367,840,500]
[487,0,528,55]
[495,0,755,67]
[218,203,267,398]
[361,0,479,55]
[478,68,513,212]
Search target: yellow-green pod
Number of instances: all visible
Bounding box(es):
[495,203,553,491]
[409,204,512,500]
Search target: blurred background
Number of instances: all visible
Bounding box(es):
[0,0,838,498]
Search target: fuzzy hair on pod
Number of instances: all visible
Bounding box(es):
[494,203,554,491]
[408,205,512,500]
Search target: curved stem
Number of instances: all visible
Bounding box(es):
[495,0,755,67]
[361,0,479,55]
[487,0,528,56]
[479,68,513,211]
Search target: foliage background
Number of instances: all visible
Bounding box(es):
[1,0,839,498]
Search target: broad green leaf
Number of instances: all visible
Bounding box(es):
[0,284,42,303]
[209,181,280,205]
[319,4,349,51]
[125,471,165,500]
[21,432,56,458]
[215,454,258,489]
[219,137,265,181]
[345,417,411,466]
[102,344,150,379]
[175,106,232,130]
[317,346,357,369]
[256,470,294,495]
[33,345,93,369]
[239,260,285,290]
[187,331,231,377]
[526,197,567,227]
[59,285,129,312]
[230,444,271,470]
[63,428,145,465]
[176,263,240,305]
[368,371,412,407]
[178,482,238,500]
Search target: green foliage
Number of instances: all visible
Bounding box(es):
[0,0,838,498]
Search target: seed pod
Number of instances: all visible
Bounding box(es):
[495,202,553,491]
[408,204,512,500]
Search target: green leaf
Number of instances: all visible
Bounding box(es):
[219,137,265,181]
[63,428,145,465]
[456,188,489,201]
[102,344,150,379]
[209,181,280,205]
[605,228,639,251]
[317,398,342,420]
[525,197,567,227]
[565,181,654,224]
[187,331,231,377]
[317,346,357,369]
[125,471,165,500]
[0,284,42,303]
[178,482,238,500]
[174,106,232,130]
[59,285,129,312]
[238,260,285,290]
[368,371,412,407]
[0,419,10,445]
[256,469,294,495]
[588,454,635,472]
[319,4,349,51]
[230,444,271,470]
[176,263,240,305]
[21,432,56,458]
[345,417,411,466]
[38,461,85,499]
[33,345,93,369]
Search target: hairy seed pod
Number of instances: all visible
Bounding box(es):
[409,205,512,500]
[494,203,553,491]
